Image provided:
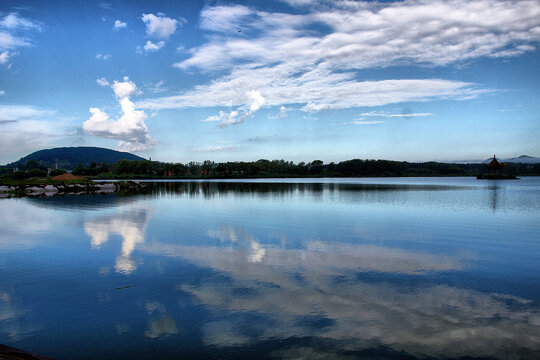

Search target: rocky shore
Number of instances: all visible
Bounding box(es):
[0,181,145,198]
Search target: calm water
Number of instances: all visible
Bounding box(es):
[1,177,540,359]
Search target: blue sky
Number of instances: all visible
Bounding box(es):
[0,0,539,164]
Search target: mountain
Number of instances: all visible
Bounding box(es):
[500,155,540,164]
[450,155,540,164]
[4,147,146,169]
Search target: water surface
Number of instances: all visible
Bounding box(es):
[1,177,540,359]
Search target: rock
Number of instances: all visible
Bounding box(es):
[44,185,58,193]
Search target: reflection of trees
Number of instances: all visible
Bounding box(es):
[144,181,469,199]
[84,208,150,274]
[25,193,139,211]
[140,226,540,359]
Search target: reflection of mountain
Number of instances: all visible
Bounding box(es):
[140,225,540,359]
[84,207,150,274]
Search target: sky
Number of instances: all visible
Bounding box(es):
[0,0,539,164]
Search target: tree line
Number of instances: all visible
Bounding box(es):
[2,158,539,179]
[76,158,540,178]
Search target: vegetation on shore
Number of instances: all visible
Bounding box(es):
[3,158,539,181]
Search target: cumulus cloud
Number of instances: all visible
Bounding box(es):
[143,40,165,52]
[96,53,111,60]
[83,77,154,152]
[203,90,266,128]
[302,101,330,113]
[141,13,180,40]
[113,20,127,30]
[0,51,12,64]
[140,1,539,114]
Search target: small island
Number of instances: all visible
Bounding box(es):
[477,155,518,180]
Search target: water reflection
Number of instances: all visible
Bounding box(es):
[137,225,539,359]
[142,181,540,213]
[0,289,39,342]
[144,302,179,339]
[84,207,150,274]
[144,181,473,198]
[1,178,540,359]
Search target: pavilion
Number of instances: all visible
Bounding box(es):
[482,155,507,176]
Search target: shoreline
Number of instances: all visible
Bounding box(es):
[0,180,145,198]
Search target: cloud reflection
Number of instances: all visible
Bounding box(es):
[144,301,179,339]
[84,207,150,274]
[141,225,540,359]
[0,289,40,341]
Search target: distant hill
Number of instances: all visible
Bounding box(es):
[500,155,540,164]
[5,147,146,169]
[451,155,540,164]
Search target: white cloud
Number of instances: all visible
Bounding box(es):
[0,105,55,120]
[139,64,487,112]
[96,53,112,60]
[83,77,154,152]
[141,1,539,115]
[359,111,433,117]
[113,20,127,30]
[141,13,180,40]
[0,13,40,65]
[200,5,253,32]
[96,77,110,87]
[143,40,165,52]
[0,13,41,31]
[301,101,330,113]
[0,32,29,49]
[194,145,238,152]
[147,80,168,94]
[202,90,266,128]
[0,90,4,96]
[112,77,137,98]
[269,105,288,119]
[0,105,75,164]
[339,120,384,125]
[176,1,540,72]
[279,0,317,7]
[0,51,11,64]
[203,110,241,128]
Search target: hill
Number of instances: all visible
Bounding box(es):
[501,155,540,164]
[4,147,146,169]
[452,155,540,164]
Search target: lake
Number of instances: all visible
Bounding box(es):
[1,177,540,359]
